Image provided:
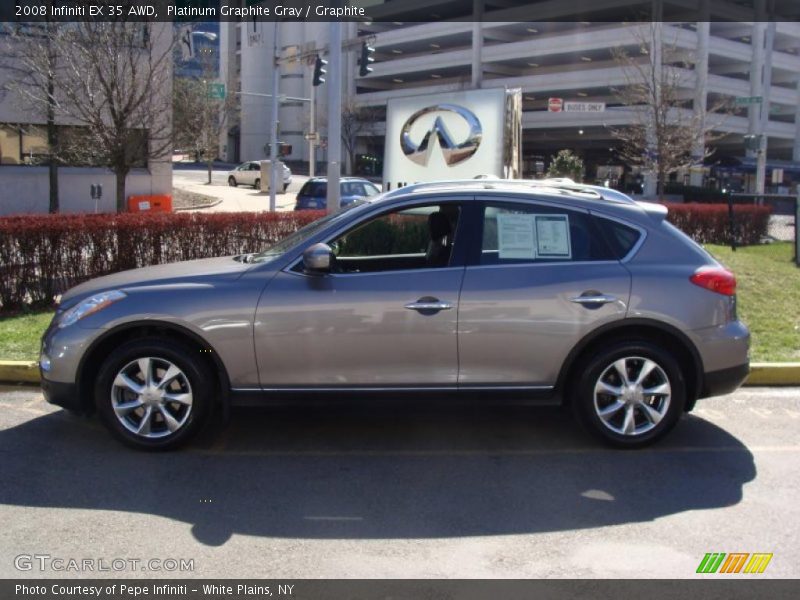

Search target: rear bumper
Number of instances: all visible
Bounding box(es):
[700,362,750,399]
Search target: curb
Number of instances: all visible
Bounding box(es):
[1,360,799,387]
[744,363,800,386]
[173,199,223,212]
[0,361,40,384]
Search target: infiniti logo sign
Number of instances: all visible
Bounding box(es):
[400,104,482,166]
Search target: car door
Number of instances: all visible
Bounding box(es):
[238,163,255,185]
[254,200,466,388]
[457,198,632,388]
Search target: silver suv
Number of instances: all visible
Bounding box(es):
[40,180,749,450]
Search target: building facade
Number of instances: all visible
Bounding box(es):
[220,1,800,193]
[0,23,173,215]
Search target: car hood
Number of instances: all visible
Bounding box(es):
[60,256,253,308]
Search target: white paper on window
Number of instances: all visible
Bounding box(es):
[496,213,536,259]
[535,214,571,258]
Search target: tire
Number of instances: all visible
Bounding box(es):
[283,183,289,193]
[254,178,261,190]
[570,341,685,448]
[228,176,237,187]
[94,338,214,450]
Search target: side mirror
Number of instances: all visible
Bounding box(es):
[302,243,334,274]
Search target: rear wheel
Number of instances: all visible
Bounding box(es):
[94,338,213,450]
[571,341,685,448]
[254,178,261,190]
[228,176,237,187]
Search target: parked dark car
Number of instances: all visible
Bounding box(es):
[295,177,381,210]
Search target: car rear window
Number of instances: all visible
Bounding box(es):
[300,181,327,197]
[595,217,642,259]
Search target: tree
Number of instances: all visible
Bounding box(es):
[340,100,382,175]
[5,17,175,212]
[547,149,585,182]
[173,50,233,185]
[312,98,381,175]
[610,23,730,199]
[55,21,174,212]
[1,12,64,213]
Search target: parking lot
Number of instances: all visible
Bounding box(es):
[1,386,798,578]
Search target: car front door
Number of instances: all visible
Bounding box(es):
[237,163,255,185]
[457,199,632,388]
[254,201,466,388]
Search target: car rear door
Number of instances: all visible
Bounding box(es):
[457,198,632,388]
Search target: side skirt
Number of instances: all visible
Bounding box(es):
[228,386,560,408]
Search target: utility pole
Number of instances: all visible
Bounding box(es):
[327,19,342,214]
[755,21,776,197]
[308,77,316,178]
[269,21,280,212]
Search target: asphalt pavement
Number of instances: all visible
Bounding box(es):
[1,386,798,578]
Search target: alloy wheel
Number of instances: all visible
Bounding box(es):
[110,357,193,439]
[592,356,671,436]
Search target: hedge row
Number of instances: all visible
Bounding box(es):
[664,203,771,246]
[0,202,772,313]
[0,211,322,312]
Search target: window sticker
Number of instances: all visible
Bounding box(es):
[497,213,536,259]
[535,214,571,258]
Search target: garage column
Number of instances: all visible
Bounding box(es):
[471,0,483,89]
[690,19,709,187]
[794,79,800,162]
[643,18,662,198]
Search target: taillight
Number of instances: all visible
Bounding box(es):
[690,267,736,296]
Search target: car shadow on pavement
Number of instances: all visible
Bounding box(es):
[0,404,755,547]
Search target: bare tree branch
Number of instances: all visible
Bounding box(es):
[610,24,732,199]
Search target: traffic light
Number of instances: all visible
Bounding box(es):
[359,41,375,77]
[313,55,327,86]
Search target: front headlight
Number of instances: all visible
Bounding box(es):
[58,290,127,329]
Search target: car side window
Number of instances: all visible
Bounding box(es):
[326,203,461,274]
[594,216,642,260]
[480,202,614,265]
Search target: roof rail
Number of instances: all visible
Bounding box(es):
[380,179,637,204]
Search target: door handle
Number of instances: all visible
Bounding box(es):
[570,294,617,305]
[404,299,454,312]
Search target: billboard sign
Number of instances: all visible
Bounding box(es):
[384,88,520,189]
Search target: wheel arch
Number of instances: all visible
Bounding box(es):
[76,320,231,415]
[556,318,704,411]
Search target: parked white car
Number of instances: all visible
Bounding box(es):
[227,161,291,192]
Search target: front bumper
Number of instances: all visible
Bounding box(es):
[40,377,84,412]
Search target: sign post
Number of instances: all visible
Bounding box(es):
[547,97,563,112]
[207,83,226,100]
[735,96,762,106]
[564,101,605,112]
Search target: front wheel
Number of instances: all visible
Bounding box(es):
[571,341,685,448]
[94,338,213,450]
[228,176,237,187]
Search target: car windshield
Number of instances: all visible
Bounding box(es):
[249,201,369,264]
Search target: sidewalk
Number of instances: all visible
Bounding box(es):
[172,168,307,213]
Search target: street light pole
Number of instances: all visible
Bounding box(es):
[309,72,316,178]
[327,20,342,213]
